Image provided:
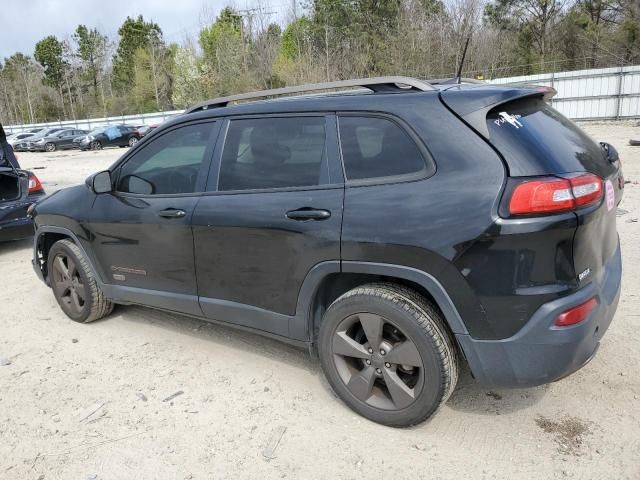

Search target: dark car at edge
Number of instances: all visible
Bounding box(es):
[29,77,623,427]
[0,124,46,241]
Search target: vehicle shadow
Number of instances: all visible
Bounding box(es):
[114,304,547,417]
[112,305,320,374]
[445,364,548,415]
[0,238,32,257]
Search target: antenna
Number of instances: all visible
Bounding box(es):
[456,35,471,84]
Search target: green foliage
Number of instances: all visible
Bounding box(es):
[280,17,313,60]
[74,25,109,96]
[1,0,639,126]
[112,15,162,92]
[34,36,64,88]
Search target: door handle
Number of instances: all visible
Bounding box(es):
[158,208,186,218]
[286,208,331,221]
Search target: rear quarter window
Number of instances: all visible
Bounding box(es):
[338,116,428,181]
[487,97,614,178]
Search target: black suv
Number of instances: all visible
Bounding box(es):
[31,77,623,427]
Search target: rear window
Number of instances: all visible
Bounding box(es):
[487,97,614,177]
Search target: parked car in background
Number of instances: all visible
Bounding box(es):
[14,127,66,152]
[77,125,141,150]
[137,124,159,137]
[6,132,36,147]
[0,123,45,241]
[31,128,88,152]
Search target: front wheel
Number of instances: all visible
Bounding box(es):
[45,142,56,152]
[48,239,114,323]
[90,140,102,150]
[318,283,459,427]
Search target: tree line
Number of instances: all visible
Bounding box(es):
[0,0,638,125]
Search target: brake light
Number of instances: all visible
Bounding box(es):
[508,174,603,215]
[554,297,598,327]
[28,174,43,193]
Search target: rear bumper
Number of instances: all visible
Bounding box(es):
[457,240,622,387]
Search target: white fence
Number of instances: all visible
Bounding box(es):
[488,65,640,120]
[4,110,184,135]
[4,65,640,133]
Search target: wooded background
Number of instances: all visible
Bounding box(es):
[1,0,638,125]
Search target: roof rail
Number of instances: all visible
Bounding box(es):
[185,76,434,113]
[426,77,486,85]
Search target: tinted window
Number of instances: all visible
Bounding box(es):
[117,122,214,195]
[218,117,326,191]
[338,116,426,181]
[486,97,614,178]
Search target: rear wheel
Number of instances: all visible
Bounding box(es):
[128,137,139,147]
[45,142,56,152]
[318,283,458,427]
[48,239,113,323]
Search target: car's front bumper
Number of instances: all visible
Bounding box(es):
[457,240,622,387]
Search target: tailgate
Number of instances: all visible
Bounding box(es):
[441,86,623,285]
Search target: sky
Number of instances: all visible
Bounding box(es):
[0,0,294,60]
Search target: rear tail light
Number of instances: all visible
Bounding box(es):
[508,173,603,215]
[554,297,598,327]
[28,174,43,193]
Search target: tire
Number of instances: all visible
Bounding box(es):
[128,136,139,147]
[45,142,56,152]
[47,239,114,323]
[318,283,459,427]
[90,140,102,150]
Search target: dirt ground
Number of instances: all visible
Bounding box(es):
[1,122,639,480]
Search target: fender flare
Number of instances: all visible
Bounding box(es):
[294,260,469,341]
[33,226,105,285]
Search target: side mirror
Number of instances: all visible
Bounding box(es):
[87,170,113,194]
[599,142,619,163]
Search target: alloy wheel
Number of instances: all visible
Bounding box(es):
[52,253,86,316]
[331,312,424,410]
[45,143,55,152]
[129,137,138,147]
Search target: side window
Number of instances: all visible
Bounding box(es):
[338,116,427,181]
[117,122,214,195]
[218,116,327,191]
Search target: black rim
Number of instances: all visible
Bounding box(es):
[332,313,424,411]
[52,253,86,316]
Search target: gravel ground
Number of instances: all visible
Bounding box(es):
[1,122,639,480]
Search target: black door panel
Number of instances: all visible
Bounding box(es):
[90,194,201,303]
[193,114,344,336]
[88,120,219,316]
[193,187,343,319]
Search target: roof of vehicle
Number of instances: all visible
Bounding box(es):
[163,78,547,135]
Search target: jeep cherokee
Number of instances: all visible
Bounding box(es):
[31,77,623,427]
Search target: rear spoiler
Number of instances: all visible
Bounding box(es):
[440,85,556,139]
